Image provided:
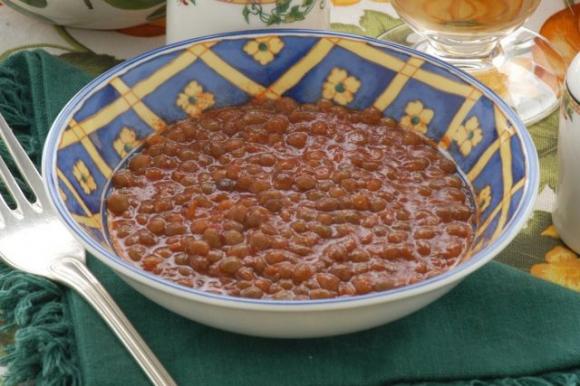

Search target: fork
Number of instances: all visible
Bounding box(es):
[0,113,177,386]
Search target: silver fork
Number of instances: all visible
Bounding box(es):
[0,113,177,386]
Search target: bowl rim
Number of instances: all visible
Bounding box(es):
[42,29,539,311]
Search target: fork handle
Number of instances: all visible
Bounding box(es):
[50,257,177,386]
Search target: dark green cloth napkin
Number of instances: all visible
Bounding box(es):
[2,50,580,386]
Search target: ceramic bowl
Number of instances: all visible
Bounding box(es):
[3,0,165,30]
[42,30,539,338]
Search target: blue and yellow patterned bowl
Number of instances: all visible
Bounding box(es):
[42,30,539,338]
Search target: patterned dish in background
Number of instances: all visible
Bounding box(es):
[42,30,539,338]
[2,0,165,30]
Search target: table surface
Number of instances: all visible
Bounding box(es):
[0,0,578,382]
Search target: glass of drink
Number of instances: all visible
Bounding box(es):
[383,0,565,124]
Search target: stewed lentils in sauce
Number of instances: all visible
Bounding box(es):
[106,98,476,300]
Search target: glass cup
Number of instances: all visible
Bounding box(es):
[383,0,565,125]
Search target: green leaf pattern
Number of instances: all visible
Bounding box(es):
[2,0,54,22]
[242,0,317,26]
[181,0,321,26]
[495,210,559,269]
[59,52,122,77]
[147,4,166,21]
[332,10,403,39]
[102,0,165,10]
[330,23,365,35]
[17,0,47,7]
[527,112,559,191]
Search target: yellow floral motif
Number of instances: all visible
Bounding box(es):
[545,246,577,263]
[72,160,96,195]
[113,127,138,158]
[176,81,215,118]
[454,116,483,156]
[473,68,509,101]
[478,185,491,212]
[243,37,284,65]
[322,68,360,106]
[541,225,559,238]
[531,245,580,292]
[400,101,434,134]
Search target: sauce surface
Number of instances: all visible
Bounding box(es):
[106,98,476,300]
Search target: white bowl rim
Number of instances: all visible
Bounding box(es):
[42,29,539,312]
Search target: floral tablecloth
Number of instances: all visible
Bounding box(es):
[0,0,579,382]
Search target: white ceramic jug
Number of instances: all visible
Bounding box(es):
[167,0,330,43]
[553,53,580,252]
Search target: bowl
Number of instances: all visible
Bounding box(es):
[3,0,165,30]
[42,30,539,338]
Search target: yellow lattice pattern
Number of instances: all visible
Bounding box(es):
[56,36,521,242]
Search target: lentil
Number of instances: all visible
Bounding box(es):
[107,98,476,300]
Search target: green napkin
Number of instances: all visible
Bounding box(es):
[1,50,580,386]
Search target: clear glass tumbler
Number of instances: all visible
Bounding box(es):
[384,0,565,124]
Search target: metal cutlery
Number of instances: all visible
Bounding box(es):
[0,112,176,386]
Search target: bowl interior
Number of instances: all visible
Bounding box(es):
[44,30,535,297]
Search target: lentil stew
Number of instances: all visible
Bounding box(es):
[106,98,477,300]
